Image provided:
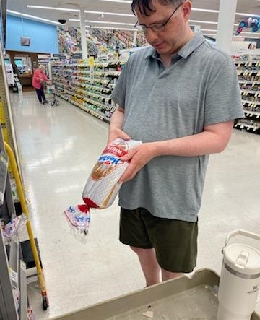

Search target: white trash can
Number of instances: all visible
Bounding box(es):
[218,230,260,320]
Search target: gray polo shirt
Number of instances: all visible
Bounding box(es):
[111,33,244,222]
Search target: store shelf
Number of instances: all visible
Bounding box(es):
[235,122,260,131]
[235,54,260,135]
[240,89,259,95]
[238,80,260,85]
[243,110,260,118]
[52,59,119,123]
[242,99,260,106]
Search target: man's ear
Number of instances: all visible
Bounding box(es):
[182,1,192,21]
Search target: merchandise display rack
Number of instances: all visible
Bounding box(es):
[234,54,260,133]
[52,59,121,123]
[0,129,27,320]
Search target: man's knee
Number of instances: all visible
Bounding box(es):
[130,246,142,255]
[130,246,151,256]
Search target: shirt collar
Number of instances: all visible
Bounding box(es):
[144,33,206,60]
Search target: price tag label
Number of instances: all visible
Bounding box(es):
[89,57,95,67]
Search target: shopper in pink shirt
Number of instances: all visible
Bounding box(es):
[32,65,51,105]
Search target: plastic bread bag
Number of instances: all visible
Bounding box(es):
[64,204,90,236]
[64,138,142,235]
[82,138,142,209]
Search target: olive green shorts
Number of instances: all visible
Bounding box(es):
[119,207,198,273]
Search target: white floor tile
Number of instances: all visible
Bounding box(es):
[10,91,260,318]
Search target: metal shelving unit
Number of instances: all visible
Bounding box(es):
[52,59,120,123]
[0,35,27,319]
[234,55,260,133]
[0,135,27,320]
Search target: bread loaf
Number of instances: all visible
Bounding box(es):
[82,138,142,209]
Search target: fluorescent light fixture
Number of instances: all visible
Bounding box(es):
[234,35,259,39]
[192,8,259,16]
[189,19,218,25]
[69,19,80,22]
[88,20,134,26]
[192,8,219,13]
[200,28,218,32]
[27,5,134,17]
[236,12,260,17]
[7,10,20,15]
[85,10,134,17]
[7,9,60,24]
[27,5,79,12]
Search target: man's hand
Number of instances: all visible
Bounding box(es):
[108,127,131,145]
[119,143,158,183]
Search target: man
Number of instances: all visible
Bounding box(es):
[110,0,244,287]
[32,65,51,105]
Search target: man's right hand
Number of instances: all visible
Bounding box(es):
[108,127,131,145]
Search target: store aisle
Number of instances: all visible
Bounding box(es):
[10,92,260,319]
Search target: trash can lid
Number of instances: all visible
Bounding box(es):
[224,243,260,272]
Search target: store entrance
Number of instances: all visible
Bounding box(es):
[6,50,39,92]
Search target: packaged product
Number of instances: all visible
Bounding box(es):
[64,138,142,235]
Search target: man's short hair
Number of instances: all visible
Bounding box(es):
[131,0,183,16]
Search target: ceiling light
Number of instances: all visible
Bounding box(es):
[88,20,134,26]
[235,35,259,39]
[236,13,260,17]
[7,9,60,24]
[84,10,134,17]
[189,19,218,25]
[69,19,80,22]
[6,10,20,15]
[192,8,219,14]
[27,5,79,12]
[200,28,218,32]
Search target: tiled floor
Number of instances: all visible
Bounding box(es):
[10,91,260,319]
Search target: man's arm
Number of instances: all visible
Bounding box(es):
[108,106,131,144]
[119,121,234,183]
[152,121,234,157]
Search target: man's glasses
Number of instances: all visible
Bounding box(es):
[134,1,184,33]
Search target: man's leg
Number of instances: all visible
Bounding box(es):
[161,268,183,281]
[35,89,42,103]
[130,246,161,287]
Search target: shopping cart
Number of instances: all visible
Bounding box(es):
[46,84,59,106]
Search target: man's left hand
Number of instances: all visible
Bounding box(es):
[119,143,158,183]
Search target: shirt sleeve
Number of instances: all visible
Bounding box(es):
[204,53,244,126]
[43,73,49,81]
[111,61,130,109]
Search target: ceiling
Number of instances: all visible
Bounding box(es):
[6,0,260,40]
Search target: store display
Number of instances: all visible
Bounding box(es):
[52,58,122,122]
[58,27,82,55]
[233,54,260,133]
[64,138,142,235]
[236,17,260,35]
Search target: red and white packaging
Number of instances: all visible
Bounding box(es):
[82,138,142,209]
